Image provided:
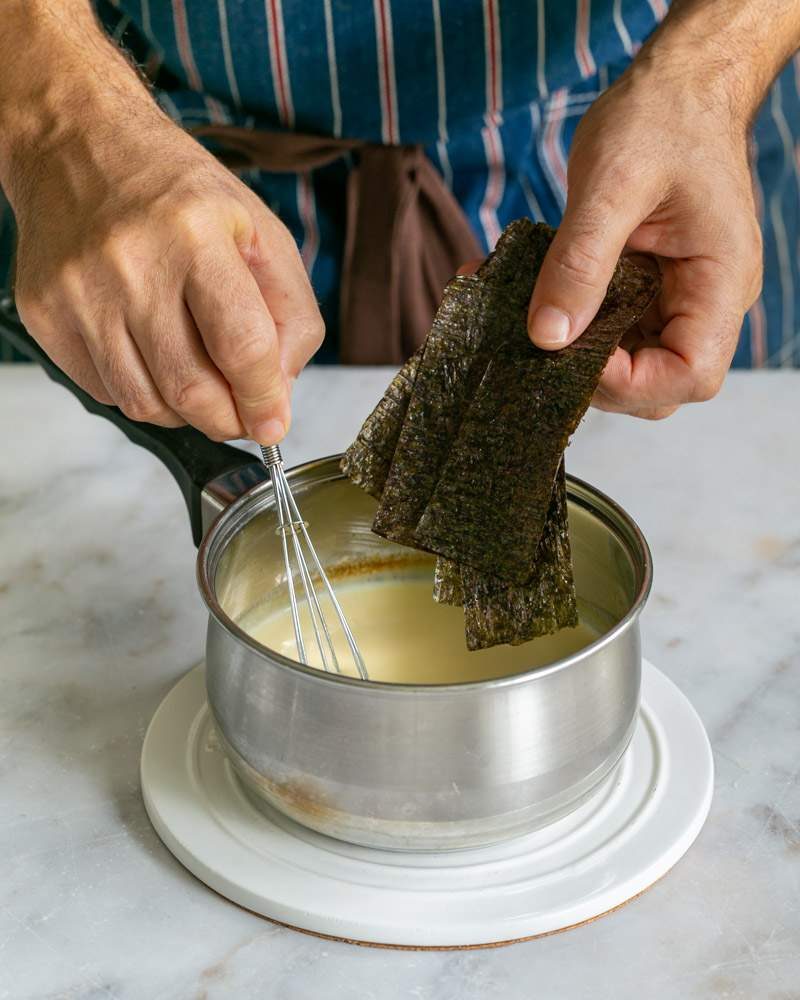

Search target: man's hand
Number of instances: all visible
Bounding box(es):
[0,1,323,444]
[528,0,800,419]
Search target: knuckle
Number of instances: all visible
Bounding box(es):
[735,224,762,265]
[691,370,724,403]
[118,390,171,424]
[266,214,300,251]
[216,332,273,374]
[203,419,244,443]
[575,173,628,219]
[746,251,764,306]
[749,222,764,259]
[236,381,284,410]
[92,385,116,406]
[549,239,605,289]
[167,376,242,439]
[97,233,139,283]
[641,406,677,422]
[597,158,632,196]
[748,268,764,308]
[309,315,325,348]
[174,202,216,249]
[727,220,764,307]
[14,290,47,332]
[52,260,86,299]
[245,219,298,272]
[294,314,325,356]
[169,373,219,414]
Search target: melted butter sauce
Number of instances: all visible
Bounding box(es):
[240,571,610,685]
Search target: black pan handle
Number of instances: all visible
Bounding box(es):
[0,293,258,546]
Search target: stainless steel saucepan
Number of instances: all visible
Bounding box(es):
[1,297,651,852]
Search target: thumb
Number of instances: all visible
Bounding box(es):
[527,189,643,350]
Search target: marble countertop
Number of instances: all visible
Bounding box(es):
[1,365,798,1000]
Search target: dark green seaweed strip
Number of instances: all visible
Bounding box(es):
[343,219,551,529]
[415,249,658,585]
[432,556,464,606]
[371,276,488,546]
[341,218,658,650]
[460,461,577,650]
[340,348,423,499]
[372,220,555,548]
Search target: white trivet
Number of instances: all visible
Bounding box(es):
[141,662,713,948]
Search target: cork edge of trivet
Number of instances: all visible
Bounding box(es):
[198,862,677,951]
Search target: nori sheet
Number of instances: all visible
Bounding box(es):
[460,461,578,649]
[414,249,656,583]
[370,277,489,547]
[371,222,556,548]
[431,556,464,606]
[340,347,422,499]
[433,461,577,650]
[341,219,659,650]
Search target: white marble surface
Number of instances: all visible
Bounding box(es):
[1,365,798,1000]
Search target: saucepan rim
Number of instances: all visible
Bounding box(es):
[197,454,652,692]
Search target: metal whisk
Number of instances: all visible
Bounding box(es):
[260,445,368,680]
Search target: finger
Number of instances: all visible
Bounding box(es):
[128,300,246,442]
[81,318,186,426]
[276,312,325,385]
[52,338,115,406]
[633,293,665,339]
[650,257,741,398]
[241,217,325,382]
[592,383,679,421]
[619,328,664,354]
[592,349,680,418]
[616,295,665,353]
[597,343,696,409]
[597,256,742,410]
[54,272,186,424]
[16,300,115,405]
[597,319,732,410]
[618,326,646,353]
[54,286,184,425]
[185,242,289,445]
[528,176,651,350]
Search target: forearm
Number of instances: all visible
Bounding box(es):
[635,0,800,126]
[0,0,158,204]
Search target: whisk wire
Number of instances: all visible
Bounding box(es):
[275,471,341,674]
[261,445,368,680]
[282,485,368,680]
[268,465,306,664]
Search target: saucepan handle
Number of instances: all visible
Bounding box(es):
[0,292,263,546]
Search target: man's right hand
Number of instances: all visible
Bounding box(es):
[0,1,324,445]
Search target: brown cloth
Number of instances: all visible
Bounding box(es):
[192,125,482,364]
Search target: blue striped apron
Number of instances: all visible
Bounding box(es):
[1,0,798,367]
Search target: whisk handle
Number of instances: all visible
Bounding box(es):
[0,293,256,546]
[259,444,283,467]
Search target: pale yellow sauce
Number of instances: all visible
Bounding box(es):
[240,571,608,685]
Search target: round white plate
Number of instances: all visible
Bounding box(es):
[141,662,713,948]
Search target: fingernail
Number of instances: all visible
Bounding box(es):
[529,305,572,348]
[251,418,286,446]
